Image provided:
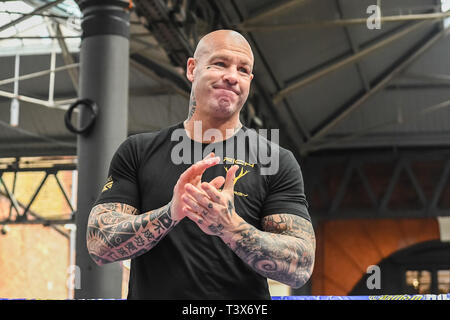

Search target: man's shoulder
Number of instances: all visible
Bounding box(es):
[129,122,183,144]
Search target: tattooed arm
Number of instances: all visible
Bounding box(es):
[182,165,316,288]
[87,154,223,266]
[86,202,177,266]
[223,214,315,288]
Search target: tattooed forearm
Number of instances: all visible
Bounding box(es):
[86,202,176,266]
[223,214,315,288]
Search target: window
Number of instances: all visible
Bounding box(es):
[405,269,450,294]
[438,270,450,294]
[405,270,432,294]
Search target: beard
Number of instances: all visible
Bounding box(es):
[193,84,247,120]
[208,87,246,118]
[207,98,243,119]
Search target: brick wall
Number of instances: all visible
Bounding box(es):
[311,218,440,295]
[0,168,73,299]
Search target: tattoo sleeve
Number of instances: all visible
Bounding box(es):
[86,202,177,266]
[222,214,315,288]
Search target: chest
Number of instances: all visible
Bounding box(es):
[136,152,269,226]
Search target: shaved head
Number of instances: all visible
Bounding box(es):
[194,30,254,67]
[185,29,254,124]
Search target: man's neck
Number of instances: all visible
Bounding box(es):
[183,114,242,144]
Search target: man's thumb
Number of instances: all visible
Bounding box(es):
[224,165,239,191]
[209,176,225,190]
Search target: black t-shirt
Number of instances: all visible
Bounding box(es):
[94,122,310,299]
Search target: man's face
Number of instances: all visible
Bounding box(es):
[187,35,254,120]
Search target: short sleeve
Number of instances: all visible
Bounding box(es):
[262,150,310,221]
[94,135,141,209]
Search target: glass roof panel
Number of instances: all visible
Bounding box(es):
[0,0,81,56]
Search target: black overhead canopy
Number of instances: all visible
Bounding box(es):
[1,0,450,158]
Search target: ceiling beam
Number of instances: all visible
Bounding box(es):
[241,11,450,32]
[385,83,450,90]
[0,0,65,33]
[52,22,79,93]
[272,19,435,105]
[303,96,450,154]
[241,0,310,26]
[335,0,370,92]
[0,63,78,86]
[0,89,75,110]
[305,25,450,148]
[401,72,450,84]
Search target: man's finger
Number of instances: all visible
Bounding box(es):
[209,176,225,190]
[192,175,201,187]
[201,182,223,204]
[181,193,206,213]
[179,156,220,184]
[224,165,239,191]
[183,206,204,225]
[185,184,215,211]
[204,152,215,159]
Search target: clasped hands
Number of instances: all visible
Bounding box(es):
[171,153,241,237]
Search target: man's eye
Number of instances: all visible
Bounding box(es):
[239,67,249,74]
[214,62,225,67]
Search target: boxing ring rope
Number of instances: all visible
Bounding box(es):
[272,294,450,300]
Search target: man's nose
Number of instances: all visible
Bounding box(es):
[222,68,238,85]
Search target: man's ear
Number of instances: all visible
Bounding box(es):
[186,57,196,82]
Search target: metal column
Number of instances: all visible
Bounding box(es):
[75,0,130,299]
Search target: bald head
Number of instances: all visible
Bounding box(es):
[193,30,254,67]
[185,29,254,122]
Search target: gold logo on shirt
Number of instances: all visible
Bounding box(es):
[223,157,254,168]
[225,166,249,185]
[224,158,251,197]
[102,176,113,192]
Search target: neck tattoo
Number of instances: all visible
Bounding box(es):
[186,91,196,121]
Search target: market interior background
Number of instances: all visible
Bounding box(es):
[0,0,449,299]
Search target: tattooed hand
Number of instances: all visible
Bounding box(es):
[182,164,241,236]
[181,164,315,289]
[171,153,225,223]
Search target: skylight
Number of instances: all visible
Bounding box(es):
[442,0,450,28]
[0,0,81,56]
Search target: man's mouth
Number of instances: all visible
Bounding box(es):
[212,85,239,96]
